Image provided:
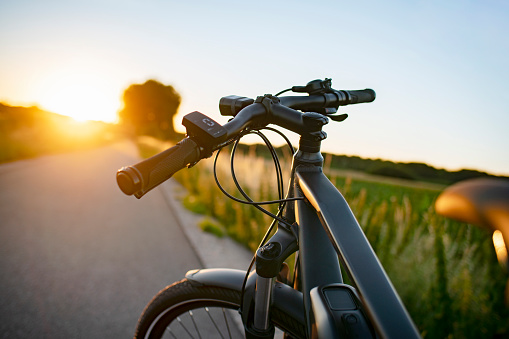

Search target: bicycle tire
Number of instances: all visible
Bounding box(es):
[134,278,306,339]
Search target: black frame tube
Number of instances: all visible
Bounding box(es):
[295,184,343,338]
[295,169,421,338]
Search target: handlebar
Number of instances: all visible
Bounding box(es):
[219,89,375,116]
[117,79,375,198]
[117,138,200,198]
[344,89,376,104]
[282,88,375,109]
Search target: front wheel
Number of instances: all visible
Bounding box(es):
[134,278,305,339]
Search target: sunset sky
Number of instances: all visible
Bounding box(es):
[1,0,508,175]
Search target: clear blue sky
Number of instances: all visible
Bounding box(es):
[1,0,508,175]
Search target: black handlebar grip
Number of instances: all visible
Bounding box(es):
[346,89,376,104]
[117,138,200,198]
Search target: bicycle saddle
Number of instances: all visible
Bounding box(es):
[435,178,509,236]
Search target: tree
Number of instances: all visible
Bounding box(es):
[119,79,181,140]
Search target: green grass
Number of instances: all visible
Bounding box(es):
[199,218,224,237]
[137,140,509,338]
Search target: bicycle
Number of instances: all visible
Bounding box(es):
[117,79,422,338]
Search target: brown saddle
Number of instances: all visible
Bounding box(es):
[436,178,509,272]
[435,178,509,234]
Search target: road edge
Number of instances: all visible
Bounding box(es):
[158,178,254,271]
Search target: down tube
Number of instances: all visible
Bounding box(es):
[295,179,343,337]
[296,170,421,339]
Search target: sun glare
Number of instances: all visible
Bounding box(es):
[36,62,121,123]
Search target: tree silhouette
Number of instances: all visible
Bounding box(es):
[119,80,181,140]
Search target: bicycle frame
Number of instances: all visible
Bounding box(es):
[294,164,420,338]
[186,146,421,338]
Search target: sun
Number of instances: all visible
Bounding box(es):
[36,62,121,123]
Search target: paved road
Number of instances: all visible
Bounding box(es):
[0,142,202,338]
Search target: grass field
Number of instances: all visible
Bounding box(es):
[138,138,509,338]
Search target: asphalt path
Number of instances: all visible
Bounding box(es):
[0,142,203,338]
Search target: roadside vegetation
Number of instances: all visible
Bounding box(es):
[0,79,181,164]
[0,103,122,163]
[240,143,507,186]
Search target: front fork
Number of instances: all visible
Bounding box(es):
[242,225,299,338]
[253,276,273,331]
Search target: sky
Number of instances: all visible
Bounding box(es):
[1,0,508,175]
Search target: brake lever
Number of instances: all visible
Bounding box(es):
[301,107,348,123]
[328,113,348,122]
